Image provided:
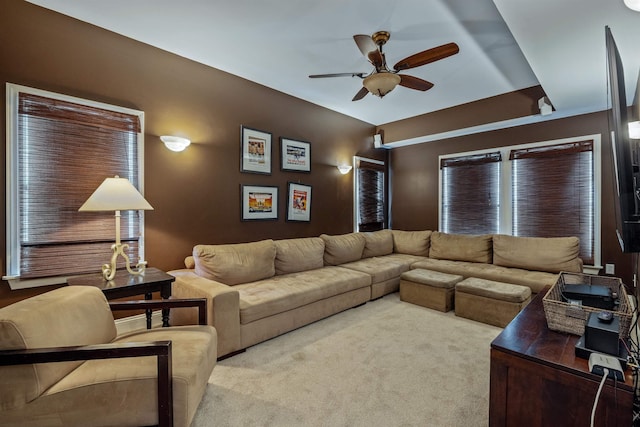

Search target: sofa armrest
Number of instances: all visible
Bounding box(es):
[110,298,207,325]
[0,341,174,427]
[169,269,241,357]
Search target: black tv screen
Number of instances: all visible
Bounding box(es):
[607,26,640,253]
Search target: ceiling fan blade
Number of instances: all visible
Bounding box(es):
[352,86,369,101]
[393,42,459,71]
[309,72,366,79]
[353,34,383,68]
[398,74,434,91]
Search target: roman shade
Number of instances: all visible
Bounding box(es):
[510,140,594,264]
[356,158,386,232]
[441,152,501,235]
[15,92,143,279]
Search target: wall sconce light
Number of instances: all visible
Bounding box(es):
[160,135,191,152]
[337,165,353,174]
[629,121,640,139]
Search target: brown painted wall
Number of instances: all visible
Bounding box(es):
[0,1,380,306]
[0,0,633,309]
[387,110,635,286]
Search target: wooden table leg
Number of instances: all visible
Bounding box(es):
[145,292,152,329]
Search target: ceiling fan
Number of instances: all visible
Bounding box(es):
[309,31,459,101]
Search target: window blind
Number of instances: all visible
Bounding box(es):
[356,158,386,232]
[510,140,594,264]
[441,152,502,234]
[17,93,142,279]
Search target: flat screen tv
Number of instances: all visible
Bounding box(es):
[607,26,640,253]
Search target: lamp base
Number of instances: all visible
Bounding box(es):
[102,243,147,281]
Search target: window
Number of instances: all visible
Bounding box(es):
[441,152,502,235]
[5,84,145,288]
[440,135,601,268]
[511,141,594,264]
[354,156,386,232]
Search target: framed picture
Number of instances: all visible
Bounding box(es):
[286,182,311,222]
[280,137,311,172]
[241,185,278,221]
[241,126,272,174]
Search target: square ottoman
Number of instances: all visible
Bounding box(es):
[455,277,531,327]
[400,269,463,312]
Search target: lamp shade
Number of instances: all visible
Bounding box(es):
[363,72,401,97]
[624,0,640,11]
[79,176,153,211]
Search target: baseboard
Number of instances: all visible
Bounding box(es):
[115,311,162,335]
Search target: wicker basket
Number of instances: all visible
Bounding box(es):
[542,272,632,339]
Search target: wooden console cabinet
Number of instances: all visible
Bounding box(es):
[490,288,634,426]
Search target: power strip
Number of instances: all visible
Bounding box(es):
[589,352,624,381]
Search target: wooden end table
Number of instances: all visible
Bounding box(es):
[490,287,634,426]
[67,267,175,329]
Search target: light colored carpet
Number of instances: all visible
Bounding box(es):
[192,292,502,427]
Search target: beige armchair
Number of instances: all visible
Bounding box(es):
[0,286,217,427]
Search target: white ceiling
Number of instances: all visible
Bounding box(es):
[26,0,640,126]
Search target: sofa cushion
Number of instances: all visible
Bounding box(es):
[0,287,117,411]
[193,240,276,285]
[274,237,325,275]
[392,230,431,256]
[362,229,394,258]
[184,256,195,269]
[411,258,558,294]
[429,232,492,263]
[341,256,410,284]
[493,234,582,274]
[320,233,365,265]
[234,266,371,324]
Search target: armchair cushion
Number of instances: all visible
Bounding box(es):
[0,286,117,411]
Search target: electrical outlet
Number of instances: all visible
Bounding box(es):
[605,263,615,275]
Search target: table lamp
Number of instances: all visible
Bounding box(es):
[79,176,154,280]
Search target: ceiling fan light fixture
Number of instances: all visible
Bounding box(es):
[363,72,401,97]
[624,0,640,11]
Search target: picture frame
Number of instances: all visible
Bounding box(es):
[241,185,279,221]
[280,137,311,172]
[286,182,311,222]
[241,126,272,174]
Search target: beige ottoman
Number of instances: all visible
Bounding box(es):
[400,269,463,312]
[454,277,531,327]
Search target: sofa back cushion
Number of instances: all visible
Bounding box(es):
[392,230,432,256]
[493,234,582,273]
[320,233,366,265]
[194,240,276,285]
[429,231,493,263]
[362,230,394,258]
[274,237,325,275]
[184,255,195,269]
[0,286,117,410]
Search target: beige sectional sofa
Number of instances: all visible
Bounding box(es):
[170,230,582,358]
